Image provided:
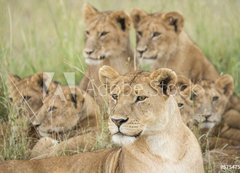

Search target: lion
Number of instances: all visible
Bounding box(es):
[188,75,240,150]
[30,86,100,159]
[130,9,219,83]
[0,66,204,173]
[80,4,134,105]
[175,75,194,125]
[7,72,57,120]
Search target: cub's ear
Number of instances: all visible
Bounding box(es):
[99,65,119,91]
[7,74,22,93]
[110,11,131,31]
[7,74,21,85]
[130,8,148,28]
[83,3,99,23]
[65,87,84,109]
[162,12,184,34]
[31,72,50,94]
[150,68,177,96]
[190,84,204,101]
[176,75,192,98]
[215,74,234,97]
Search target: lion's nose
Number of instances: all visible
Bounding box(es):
[203,114,211,120]
[84,48,94,55]
[111,117,129,127]
[137,46,147,55]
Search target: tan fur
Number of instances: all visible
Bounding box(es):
[189,75,240,151]
[131,9,219,82]
[80,4,134,105]
[0,66,204,173]
[191,75,234,130]
[175,75,193,124]
[30,86,100,159]
[7,73,55,119]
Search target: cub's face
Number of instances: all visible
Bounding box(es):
[32,86,85,137]
[99,66,177,146]
[7,73,54,118]
[175,75,194,125]
[192,75,234,129]
[83,4,130,65]
[130,9,184,67]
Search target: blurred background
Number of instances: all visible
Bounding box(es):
[0,0,239,86]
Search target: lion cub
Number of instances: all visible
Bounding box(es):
[0,66,204,173]
[7,73,55,119]
[30,86,100,159]
[80,4,134,105]
[188,75,240,148]
[131,9,219,82]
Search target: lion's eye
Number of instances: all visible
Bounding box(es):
[23,96,31,101]
[152,32,161,38]
[112,94,118,100]
[100,31,109,37]
[48,106,57,112]
[212,96,219,102]
[85,31,90,36]
[136,96,148,102]
[137,31,142,37]
[190,93,197,101]
[178,103,184,108]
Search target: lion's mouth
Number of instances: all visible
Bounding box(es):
[86,56,106,61]
[114,131,142,138]
[142,56,157,60]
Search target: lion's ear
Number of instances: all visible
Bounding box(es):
[215,74,234,97]
[110,11,131,32]
[31,72,50,95]
[7,74,21,85]
[83,3,99,23]
[162,12,184,34]
[150,68,177,96]
[130,8,147,28]
[99,65,119,91]
[176,75,192,98]
[190,84,204,101]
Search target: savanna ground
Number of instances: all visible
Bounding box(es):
[0,0,239,172]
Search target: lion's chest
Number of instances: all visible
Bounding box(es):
[123,161,194,173]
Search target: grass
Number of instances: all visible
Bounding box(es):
[0,0,239,172]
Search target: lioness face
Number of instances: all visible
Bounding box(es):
[83,4,131,65]
[7,73,52,118]
[32,86,85,137]
[192,75,234,129]
[130,9,184,66]
[99,66,177,146]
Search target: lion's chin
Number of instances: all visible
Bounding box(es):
[112,134,136,146]
[199,122,216,129]
[85,58,104,65]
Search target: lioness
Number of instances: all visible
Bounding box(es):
[0,66,204,173]
[30,86,100,159]
[80,4,134,104]
[130,9,219,82]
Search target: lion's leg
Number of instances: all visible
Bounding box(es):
[30,137,59,159]
[30,131,97,159]
[221,128,240,141]
[224,109,240,129]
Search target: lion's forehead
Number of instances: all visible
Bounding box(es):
[110,73,152,93]
[86,14,119,32]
